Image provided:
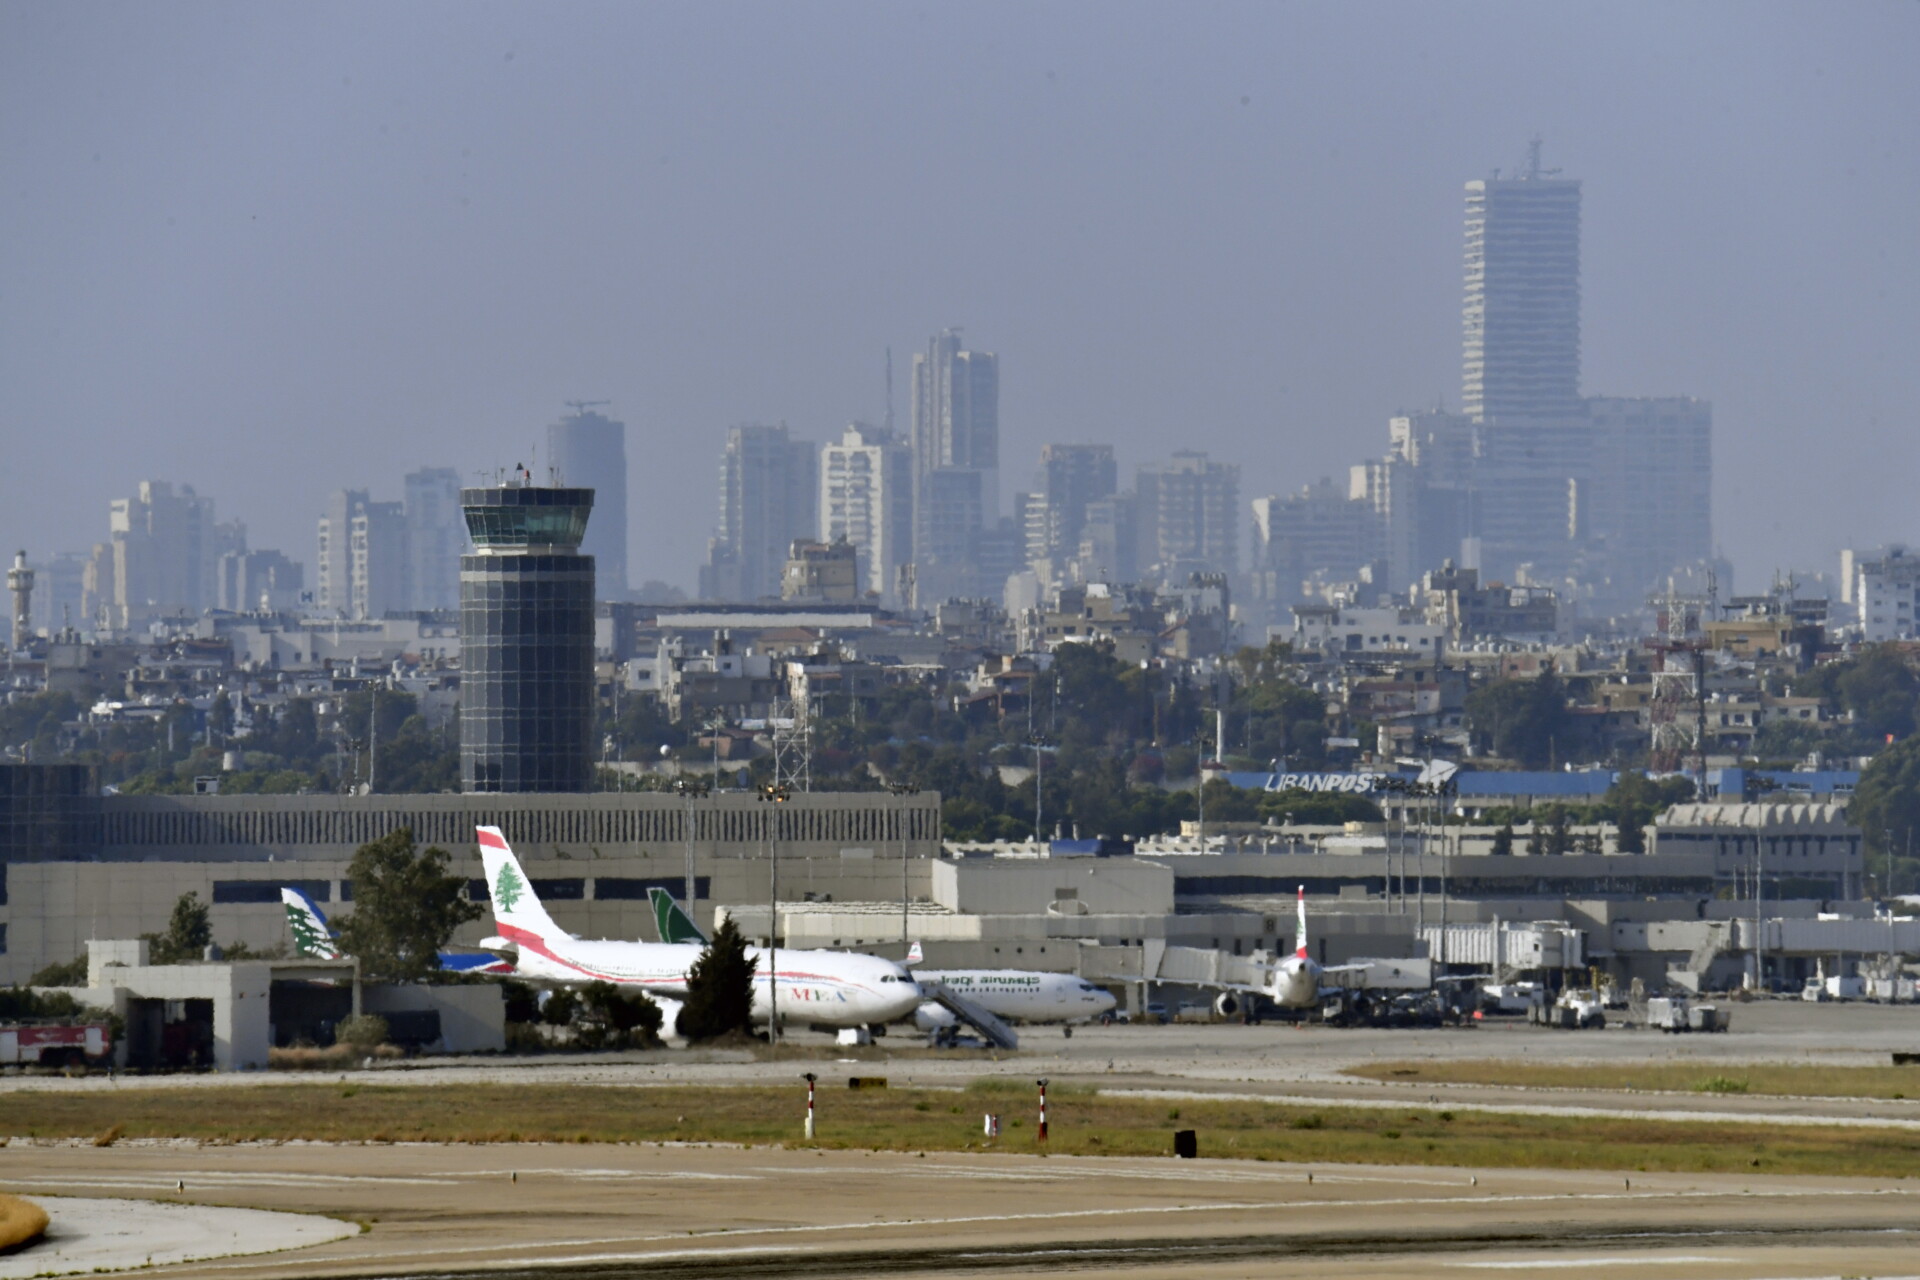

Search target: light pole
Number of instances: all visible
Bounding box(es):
[759,782,792,1051]
[1029,734,1053,846]
[889,782,920,955]
[674,777,711,919]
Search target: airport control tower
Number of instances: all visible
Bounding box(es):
[459,472,596,793]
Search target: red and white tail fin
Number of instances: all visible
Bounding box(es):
[906,941,924,966]
[476,826,569,945]
[1295,885,1310,960]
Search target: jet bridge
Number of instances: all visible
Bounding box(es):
[919,980,1019,1049]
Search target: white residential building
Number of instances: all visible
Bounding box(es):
[819,423,912,601]
[1854,546,1920,641]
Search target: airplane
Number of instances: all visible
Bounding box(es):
[476,826,922,1038]
[647,886,705,945]
[1257,885,1381,1010]
[647,889,1117,1030]
[280,887,512,975]
[907,967,1116,1029]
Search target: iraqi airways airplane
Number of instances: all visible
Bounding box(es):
[910,968,1116,1028]
[475,827,922,1037]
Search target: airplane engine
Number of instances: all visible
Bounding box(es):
[1212,991,1240,1018]
[652,996,689,1048]
[913,1001,957,1031]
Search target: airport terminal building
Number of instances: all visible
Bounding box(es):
[0,763,1875,998]
[0,768,940,985]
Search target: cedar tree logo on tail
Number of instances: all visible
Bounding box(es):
[494,863,526,912]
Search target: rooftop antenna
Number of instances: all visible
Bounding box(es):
[1521,135,1562,180]
[884,348,894,435]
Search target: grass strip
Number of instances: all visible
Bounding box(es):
[5,1081,1920,1178]
[1346,1060,1920,1100]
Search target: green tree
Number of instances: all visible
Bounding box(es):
[1490,823,1514,856]
[28,955,89,987]
[1604,771,1695,853]
[1233,675,1329,770]
[333,828,482,982]
[1750,719,1831,764]
[1464,670,1573,768]
[679,916,756,1040]
[1545,805,1573,855]
[1849,735,1920,892]
[577,981,664,1048]
[146,892,213,963]
[1838,645,1920,742]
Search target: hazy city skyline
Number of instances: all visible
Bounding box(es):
[4,3,1916,594]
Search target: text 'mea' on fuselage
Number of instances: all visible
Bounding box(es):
[910,970,1116,1028]
[475,826,921,1038]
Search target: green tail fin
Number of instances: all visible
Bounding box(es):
[649,887,707,944]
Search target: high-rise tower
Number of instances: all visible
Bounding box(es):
[910,329,1000,600]
[404,467,466,612]
[459,474,596,793]
[8,551,33,650]
[1462,140,1583,422]
[699,424,817,601]
[546,406,629,598]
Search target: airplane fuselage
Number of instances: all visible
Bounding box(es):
[503,929,919,1028]
[1270,957,1322,1009]
[914,969,1117,1025]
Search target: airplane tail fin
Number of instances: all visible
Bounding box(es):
[906,940,924,966]
[281,887,341,960]
[1295,885,1310,961]
[476,826,569,945]
[648,887,708,945]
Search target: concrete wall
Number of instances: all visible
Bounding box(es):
[1,853,941,985]
[363,984,505,1054]
[933,858,1174,916]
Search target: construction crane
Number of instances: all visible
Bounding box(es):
[564,399,611,416]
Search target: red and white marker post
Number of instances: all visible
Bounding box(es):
[1037,1077,1049,1143]
[804,1072,817,1140]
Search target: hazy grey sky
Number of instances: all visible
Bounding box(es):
[4,2,1915,594]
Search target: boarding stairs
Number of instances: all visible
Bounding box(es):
[1666,920,1736,995]
[920,981,1019,1050]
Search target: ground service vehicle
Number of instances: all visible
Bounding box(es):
[0,1021,111,1067]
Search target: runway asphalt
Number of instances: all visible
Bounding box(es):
[3,1000,1919,1277]
[3,1141,1918,1280]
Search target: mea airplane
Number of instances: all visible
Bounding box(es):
[477,827,921,1038]
[1260,887,1368,1010]
[645,889,1116,1028]
[280,887,511,975]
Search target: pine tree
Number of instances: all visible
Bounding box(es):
[679,916,756,1040]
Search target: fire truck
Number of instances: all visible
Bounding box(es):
[0,1022,113,1068]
